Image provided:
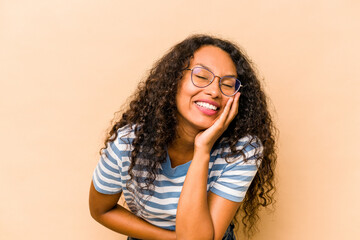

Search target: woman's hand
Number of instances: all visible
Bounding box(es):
[194,92,240,153]
[177,93,241,239]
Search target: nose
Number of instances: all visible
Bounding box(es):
[204,76,222,98]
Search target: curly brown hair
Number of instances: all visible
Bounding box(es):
[103,34,277,238]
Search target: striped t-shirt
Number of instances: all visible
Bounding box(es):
[92,125,262,230]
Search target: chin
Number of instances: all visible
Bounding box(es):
[176,113,216,132]
[193,120,215,131]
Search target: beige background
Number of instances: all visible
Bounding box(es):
[1,0,359,239]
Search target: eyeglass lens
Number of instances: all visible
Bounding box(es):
[191,67,241,96]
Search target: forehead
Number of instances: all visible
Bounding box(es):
[190,45,237,75]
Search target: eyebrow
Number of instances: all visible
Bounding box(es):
[194,63,237,78]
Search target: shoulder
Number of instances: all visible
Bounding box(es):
[209,135,263,202]
[212,135,263,166]
[103,125,136,159]
[108,124,137,148]
[235,135,263,160]
[117,125,136,140]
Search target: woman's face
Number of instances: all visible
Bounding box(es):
[176,45,238,133]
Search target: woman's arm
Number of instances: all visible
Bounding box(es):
[175,150,241,240]
[176,93,241,240]
[175,149,214,239]
[89,181,176,240]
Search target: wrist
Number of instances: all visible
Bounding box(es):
[159,230,176,240]
[194,139,216,154]
[193,148,211,162]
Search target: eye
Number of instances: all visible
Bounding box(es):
[222,83,234,88]
[221,78,235,89]
[194,74,209,80]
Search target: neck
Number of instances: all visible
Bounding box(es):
[168,125,200,167]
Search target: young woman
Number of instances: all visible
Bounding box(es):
[89,34,276,240]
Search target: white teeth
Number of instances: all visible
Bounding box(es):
[195,101,218,110]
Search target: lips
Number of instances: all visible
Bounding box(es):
[195,101,218,110]
[194,100,220,116]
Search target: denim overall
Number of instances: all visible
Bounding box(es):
[127,223,236,240]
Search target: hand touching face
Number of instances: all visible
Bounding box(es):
[194,92,240,153]
[176,45,238,134]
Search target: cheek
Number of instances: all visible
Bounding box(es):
[177,81,198,101]
[175,89,189,112]
[221,97,230,108]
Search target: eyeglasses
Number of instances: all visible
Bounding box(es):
[186,66,242,97]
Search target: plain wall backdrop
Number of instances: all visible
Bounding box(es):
[1,0,359,239]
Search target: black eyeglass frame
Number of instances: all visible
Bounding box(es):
[185,66,243,97]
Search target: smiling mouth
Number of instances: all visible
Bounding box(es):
[195,101,218,111]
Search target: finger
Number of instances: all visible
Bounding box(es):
[217,97,233,126]
[230,92,240,116]
[224,92,240,126]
